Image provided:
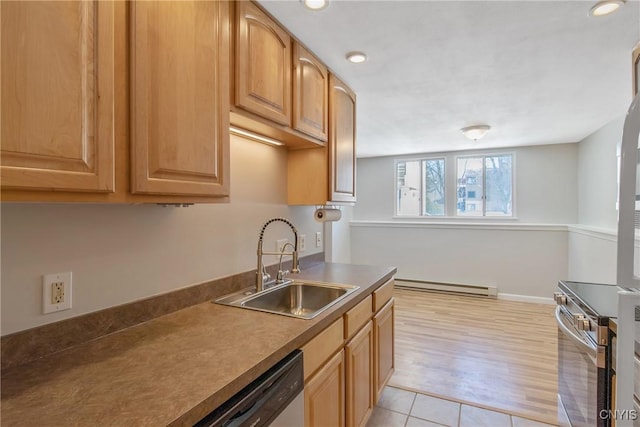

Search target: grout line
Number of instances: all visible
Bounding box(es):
[408,391,417,417]
[377,386,557,427]
[387,384,555,425]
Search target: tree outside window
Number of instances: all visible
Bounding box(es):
[396,158,445,216]
[456,154,513,217]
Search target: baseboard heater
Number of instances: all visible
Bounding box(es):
[395,279,498,298]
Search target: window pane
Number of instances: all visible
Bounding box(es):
[397,160,421,215]
[423,159,445,216]
[485,155,513,216]
[457,157,484,216]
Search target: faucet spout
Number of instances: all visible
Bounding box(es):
[256,218,300,292]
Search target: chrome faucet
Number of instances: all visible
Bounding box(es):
[256,218,300,292]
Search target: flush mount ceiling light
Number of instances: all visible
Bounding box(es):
[589,0,625,16]
[301,0,329,11]
[461,125,491,141]
[346,51,367,64]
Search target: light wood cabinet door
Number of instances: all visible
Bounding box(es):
[1,1,115,192]
[329,74,356,203]
[305,349,345,427]
[235,1,291,126]
[130,0,230,197]
[374,299,395,403]
[293,43,328,142]
[345,321,374,427]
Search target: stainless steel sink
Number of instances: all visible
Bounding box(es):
[215,281,359,319]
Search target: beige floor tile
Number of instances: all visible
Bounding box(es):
[366,407,408,427]
[512,415,557,427]
[459,404,512,427]
[405,416,448,427]
[378,386,417,415]
[410,394,460,427]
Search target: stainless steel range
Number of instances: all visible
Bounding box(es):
[555,280,619,427]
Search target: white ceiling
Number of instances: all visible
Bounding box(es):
[257,0,640,158]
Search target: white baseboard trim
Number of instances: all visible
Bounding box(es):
[497,293,555,305]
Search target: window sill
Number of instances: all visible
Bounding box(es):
[351,220,567,232]
[391,215,519,221]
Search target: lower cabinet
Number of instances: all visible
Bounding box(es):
[346,321,374,427]
[374,299,395,402]
[301,279,395,427]
[305,349,345,427]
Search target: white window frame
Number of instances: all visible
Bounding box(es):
[455,152,515,218]
[394,157,446,217]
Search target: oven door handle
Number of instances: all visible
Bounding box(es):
[555,306,599,362]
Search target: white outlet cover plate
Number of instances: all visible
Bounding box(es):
[43,272,72,314]
[299,234,306,252]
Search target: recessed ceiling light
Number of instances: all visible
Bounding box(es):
[346,52,367,64]
[301,0,329,11]
[589,0,624,16]
[461,125,491,141]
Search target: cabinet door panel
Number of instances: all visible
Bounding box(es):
[1,0,115,192]
[235,1,291,126]
[293,43,328,141]
[305,349,345,427]
[346,321,374,427]
[131,0,229,197]
[374,300,395,403]
[329,74,356,203]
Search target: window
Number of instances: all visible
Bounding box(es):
[396,158,445,216]
[456,154,513,217]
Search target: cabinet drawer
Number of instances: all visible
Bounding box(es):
[373,279,394,313]
[345,295,373,340]
[302,317,344,381]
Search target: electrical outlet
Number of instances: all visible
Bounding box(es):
[316,232,322,248]
[299,234,306,252]
[276,239,289,253]
[43,272,72,314]
[51,282,64,304]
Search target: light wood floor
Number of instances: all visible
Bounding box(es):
[390,288,558,425]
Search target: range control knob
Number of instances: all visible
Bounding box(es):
[573,314,585,325]
[553,292,567,305]
[577,319,591,331]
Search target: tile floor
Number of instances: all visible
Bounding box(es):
[366,386,557,427]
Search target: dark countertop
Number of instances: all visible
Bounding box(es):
[1,262,396,426]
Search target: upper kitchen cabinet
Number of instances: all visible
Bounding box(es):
[2,0,231,203]
[288,73,357,205]
[234,1,291,126]
[329,74,357,203]
[1,0,115,193]
[293,43,328,142]
[131,0,230,197]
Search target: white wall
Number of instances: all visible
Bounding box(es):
[577,116,624,230]
[325,206,353,264]
[355,143,579,223]
[1,135,323,335]
[566,116,625,284]
[351,143,578,299]
[351,223,567,298]
[567,226,617,284]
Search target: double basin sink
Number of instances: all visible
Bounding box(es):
[215,280,359,319]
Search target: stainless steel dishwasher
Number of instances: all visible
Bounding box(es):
[194,350,304,427]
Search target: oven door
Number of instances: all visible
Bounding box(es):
[556,306,609,427]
